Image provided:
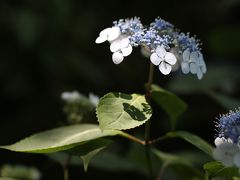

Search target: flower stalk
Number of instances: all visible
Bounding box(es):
[144,62,154,179]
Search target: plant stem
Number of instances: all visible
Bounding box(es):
[146,62,154,102]
[63,155,71,180]
[156,162,169,180]
[148,135,169,145]
[145,63,154,141]
[121,132,146,145]
[144,62,154,179]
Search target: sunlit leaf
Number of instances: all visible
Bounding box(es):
[97,92,152,130]
[0,124,123,153]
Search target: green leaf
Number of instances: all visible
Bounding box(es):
[48,151,146,173]
[0,124,123,153]
[206,90,240,110]
[66,138,112,155]
[80,147,105,172]
[152,148,203,179]
[166,131,214,157]
[152,148,192,166]
[0,164,41,180]
[204,161,239,178]
[151,84,187,128]
[97,92,152,130]
[66,138,112,171]
[167,66,240,95]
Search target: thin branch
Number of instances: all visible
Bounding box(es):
[146,62,154,102]
[156,162,169,180]
[120,133,146,145]
[63,155,71,180]
[148,135,169,145]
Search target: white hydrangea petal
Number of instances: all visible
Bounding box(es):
[197,53,207,74]
[165,52,177,65]
[197,53,204,66]
[234,153,240,167]
[201,63,207,74]
[89,93,99,107]
[214,137,225,146]
[120,38,130,48]
[110,40,121,52]
[99,28,112,37]
[159,61,172,75]
[121,45,132,57]
[197,68,203,80]
[171,61,180,72]
[112,51,124,64]
[190,51,198,62]
[150,53,161,65]
[156,46,166,59]
[61,91,81,102]
[181,62,190,74]
[190,63,198,74]
[182,49,190,62]
[95,36,107,44]
[107,27,121,41]
[213,142,239,167]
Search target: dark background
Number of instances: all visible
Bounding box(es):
[0,0,240,179]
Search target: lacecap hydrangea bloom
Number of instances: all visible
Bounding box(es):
[213,108,240,167]
[95,17,207,79]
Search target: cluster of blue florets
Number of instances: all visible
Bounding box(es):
[113,17,143,34]
[150,17,174,32]
[176,32,201,52]
[113,17,200,53]
[215,109,240,144]
[96,16,206,79]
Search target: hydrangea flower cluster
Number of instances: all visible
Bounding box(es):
[62,91,99,106]
[213,109,240,167]
[95,17,207,79]
[61,91,99,124]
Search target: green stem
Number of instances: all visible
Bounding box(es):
[63,155,71,180]
[156,162,169,180]
[145,62,154,141]
[144,62,154,179]
[146,62,154,102]
[64,168,68,180]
